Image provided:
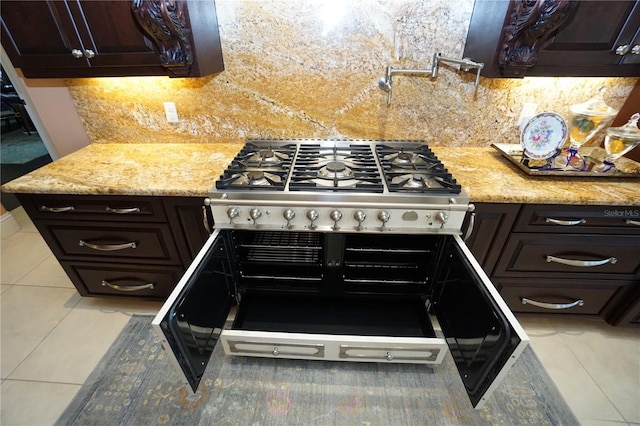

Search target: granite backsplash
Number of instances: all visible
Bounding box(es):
[66,0,637,147]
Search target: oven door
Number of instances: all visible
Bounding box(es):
[151,230,234,392]
[434,234,529,409]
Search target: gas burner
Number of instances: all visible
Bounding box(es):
[318,161,354,180]
[232,143,295,170]
[215,170,287,190]
[392,173,444,189]
[383,150,438,171]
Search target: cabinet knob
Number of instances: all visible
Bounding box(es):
[632,45,640,55]
[71,49,84,58]
[615,44,630,55]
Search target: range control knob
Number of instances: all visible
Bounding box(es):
[435,211,449,228]
[249,208,262,226]
[353,210,366,231]
[283,208,296,229]
[226,207,240,224]
[330,209,343,231]
[377,210,390,231]
[306,209,319,229]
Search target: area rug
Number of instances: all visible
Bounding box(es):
[56,315,579,425]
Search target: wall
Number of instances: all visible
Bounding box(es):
[66,0,637,147]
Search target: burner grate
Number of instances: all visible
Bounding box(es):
[375,143,461,194]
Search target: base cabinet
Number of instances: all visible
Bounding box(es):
[16,193,209,300]
[471,203,640,325]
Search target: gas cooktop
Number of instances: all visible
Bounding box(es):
[207,139,471,234]
[215,139,461,194]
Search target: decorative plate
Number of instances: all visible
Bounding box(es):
[520,112,568,159]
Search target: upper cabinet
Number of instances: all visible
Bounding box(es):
[0,0,224,78]
[464,0,640,78]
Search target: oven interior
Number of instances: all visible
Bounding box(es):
[229,230,443,339]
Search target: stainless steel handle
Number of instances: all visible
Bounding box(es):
[79,240,137,251]
[521,297,584,310]
[101,280,154,292]
[84,49,95,58]
[616,44,630,55]
[105,207,140,214]
[202,206,212,234]
[40,205,75,212]
[463,212,476,241]
[546,255,617,267]
[545,217,586,226]
[71,48,83,58]
[625,219,640,226]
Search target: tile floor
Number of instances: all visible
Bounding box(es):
[1,206,639,425]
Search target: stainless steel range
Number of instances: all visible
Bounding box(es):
[153,139,529,409]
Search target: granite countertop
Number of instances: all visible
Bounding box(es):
[2,143,639,206]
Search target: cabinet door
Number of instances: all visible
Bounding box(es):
[152,230,234,392]
[66,0,160,68]
[434,235,529,409]
[533,1,640,73]
[1,1,89,69]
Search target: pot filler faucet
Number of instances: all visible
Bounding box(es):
[379,52,484,105]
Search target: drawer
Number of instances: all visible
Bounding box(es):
[514,204,640,235]
[497,279,625,316]
[61,262,183,299]
[223,293,447,364]
[18,194,167,222]
[494,233,640,278]
[40,221,181,264]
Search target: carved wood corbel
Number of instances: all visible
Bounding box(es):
[499,0,578,77]
[131,0,193,77]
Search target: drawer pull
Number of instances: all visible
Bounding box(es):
[101,280,154,292]
[545,218,586,226]
[545,255,617,267]
[625,219,640,227]
[521,297,584,310]
[79,240,137,251]
[40,205,75,213]
[105,207,141,214]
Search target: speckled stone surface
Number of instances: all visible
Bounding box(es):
[2,144,638,206]
[64,0,637,147]
[1,144,243,197]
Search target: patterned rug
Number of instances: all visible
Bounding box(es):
[56,315,579,425]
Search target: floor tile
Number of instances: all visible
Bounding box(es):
[0,286,81,378]
[551,317,640,423]
[0,231,52,284]
[9,297,161,384]
[519,316,626,424]
[15,255,74,288]
[0,380,80,426]
[9,206,38,233]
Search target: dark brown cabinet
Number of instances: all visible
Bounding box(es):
[1,0,224,78]
[468,203,640,324]
[464,0,640,78]
[16,193,210,299]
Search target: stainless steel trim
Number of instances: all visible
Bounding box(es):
[545,217,586,226]
[463,212,475,241]
[101,280,154,292]
[339,344,440,362]
[40,205,75,212]
[105,207,140,214]
[521,297,584,310]
[202,206,211,233]
[79,240,137,251]
[545,255,617,267]
[625,219,640,226]
[227,340,325,357]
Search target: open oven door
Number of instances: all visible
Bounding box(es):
[152,229,234,392]
[433,234,529,409]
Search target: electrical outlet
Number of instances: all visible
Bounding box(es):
[164,102,179,123]
[518,103,538,131]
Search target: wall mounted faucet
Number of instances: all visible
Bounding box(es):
[378,53,484,105]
